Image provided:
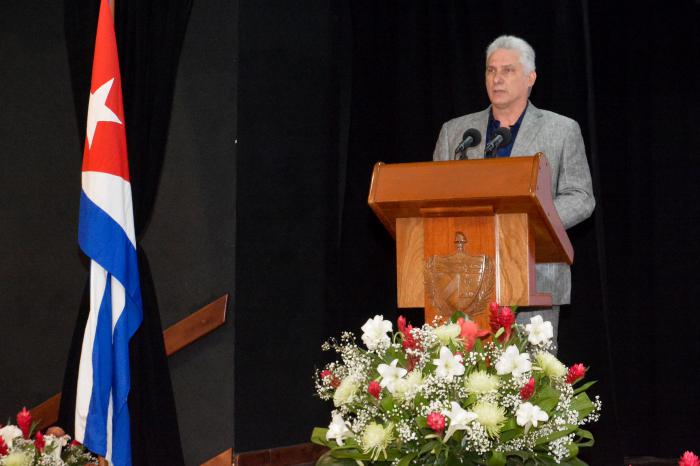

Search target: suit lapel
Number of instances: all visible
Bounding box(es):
[465,107,490,160]
[511,101,544,157]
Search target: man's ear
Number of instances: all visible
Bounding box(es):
[528,70,537,87]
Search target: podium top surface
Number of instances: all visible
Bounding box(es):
[367,154,573,264]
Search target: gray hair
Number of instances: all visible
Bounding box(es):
[486,35,536,73]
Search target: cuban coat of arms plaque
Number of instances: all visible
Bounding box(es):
[424,231,494,321]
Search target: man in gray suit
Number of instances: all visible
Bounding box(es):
[432,35,595,348]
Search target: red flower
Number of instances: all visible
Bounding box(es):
[320,370,341,388]
[426,411,445,433]
[680,451,700,466]
[489,303,516,342]
[456,318,490,351]
[566,363,587,384]
[34,430,45,453]
[0,436,7,455]
[17,407,31,439]
[520,377,535,400]
[70,439,83,447]
[397,317,418,348]
[368,381,381,400]
[397,315,407,334]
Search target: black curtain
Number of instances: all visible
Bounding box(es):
[58,1,192,464]
[585,1,700,457]
[237,0,700,462]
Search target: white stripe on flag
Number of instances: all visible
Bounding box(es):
[106,393,113,463]
[110,274,126,331]
[75,261,108,443]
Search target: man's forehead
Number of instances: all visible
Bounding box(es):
[486,49,522,67]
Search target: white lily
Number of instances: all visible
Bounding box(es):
[515,402,549,433]
[443,401,478,442]
[326,412,354,446]
[0,425,22,448]
[433,346,465,379]
[525,315,554,345]
[361,315,393,350]
[495,345,531,377]
[377,359,407,393]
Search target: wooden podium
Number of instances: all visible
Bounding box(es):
[367,153,573,327]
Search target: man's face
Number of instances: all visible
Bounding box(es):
[485,48,536,111]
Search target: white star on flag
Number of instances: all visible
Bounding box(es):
[86,77,122,148]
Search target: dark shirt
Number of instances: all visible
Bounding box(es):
[484,104,528,158]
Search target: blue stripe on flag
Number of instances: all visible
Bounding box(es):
[83,276,114,455]
[79,190,142,308]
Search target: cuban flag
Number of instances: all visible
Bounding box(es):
[74,1,142,465]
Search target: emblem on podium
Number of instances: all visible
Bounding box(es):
[425,231,494,320]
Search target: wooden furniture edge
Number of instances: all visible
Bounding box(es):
[164,294,229,356]
[201,448,233,466]
[30,294,229,431]
[233,443,327,466]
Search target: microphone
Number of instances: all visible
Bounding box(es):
[484,127,512,156]
[454,128,482,159]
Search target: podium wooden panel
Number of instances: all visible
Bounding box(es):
[368,154,572,325]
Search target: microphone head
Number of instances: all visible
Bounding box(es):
[462,128,482,147]
[495,126,512,147]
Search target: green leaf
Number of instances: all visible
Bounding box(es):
[530,384,560,413]
[418,439,439,456]
[575,428,595,447]
[396,452,418,466]
[501,417,517,431]
[570,392,595,420]
[499,425,523,443]
[534,424,578,445]
[311,427,331,446]
[559,457,588,466]
[451,311,467,323]
[494,328,504,340]
[505,450,536,463]
[380,393,395,411]
[487,451,507,466]
[573,380,596,395]
[315,451,358,466]
[464,393,477,407]
[567,442,579,458]
[326,445,373,461]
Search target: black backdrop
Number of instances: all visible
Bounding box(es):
[237,0,700,463]
[2,0,700,464]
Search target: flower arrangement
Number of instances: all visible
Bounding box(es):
[0,407,96,466]
[311,304,601,465]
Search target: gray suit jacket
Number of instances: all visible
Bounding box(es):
[432,102,595,304]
